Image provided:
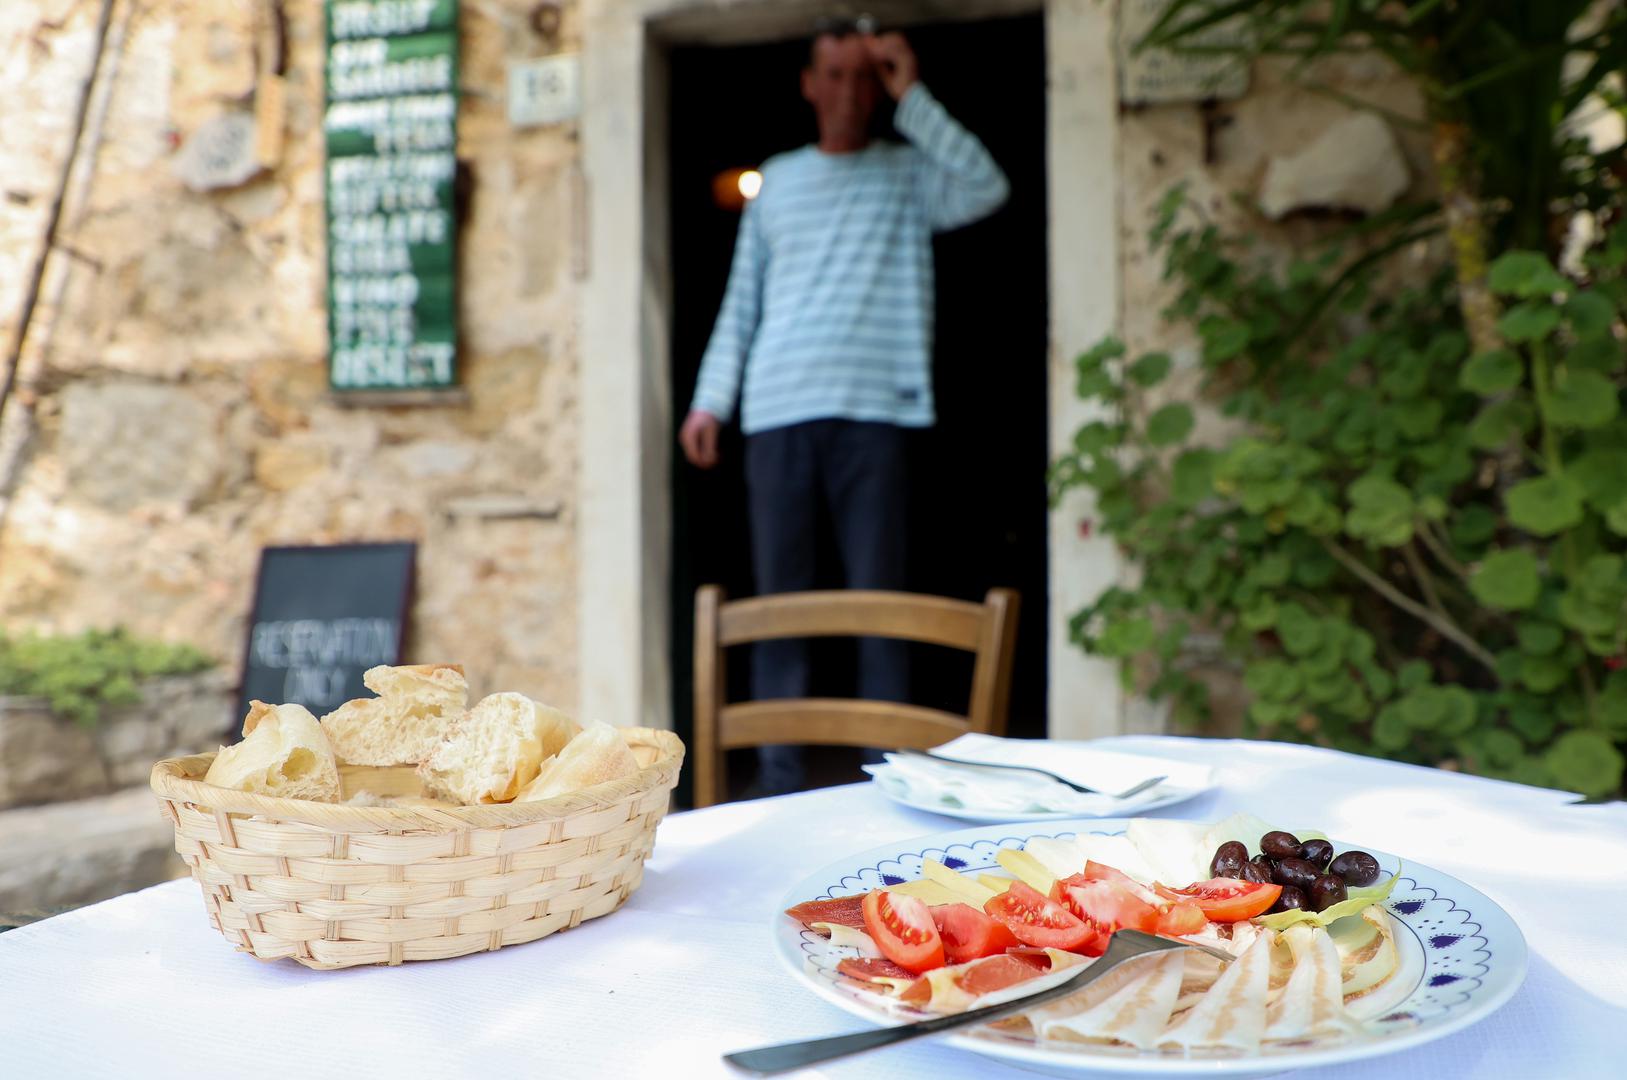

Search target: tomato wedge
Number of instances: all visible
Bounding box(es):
[862,890,945,974]
[930,903,1019,964]
[1052,876,1160,937]
[1081,861,1163,906]
[983,881,1100,953]
[1154,878,1281,922]
[1154,901,1208,936]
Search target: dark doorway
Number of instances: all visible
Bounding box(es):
[666,14,1049,806]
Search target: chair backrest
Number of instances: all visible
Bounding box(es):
[690,587,1020,807]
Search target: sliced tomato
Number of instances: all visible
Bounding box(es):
[862,889,945,974]
[785,894,867,931]
[1081,861,1163,906]
[954,952,1050,996]
[1053,875,1160,935]
[930,903,1019,964]
[1154,878,1281,922]
[983,881,1101,953]
[1153,901,1209,936]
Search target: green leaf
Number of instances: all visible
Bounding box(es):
[1170,449,1216,507]
[1450,504,1499,546]
[1468,399,1534,450]
[1073,421,1119,454]
[1201,318,1250,362]
[1398,688,1445,729]
[1277,604,1325,657]
[1127,352,1173,387]
[1569,451,1627,512]
[1373,704,1411,750]
[1505,476,1585,536]
[1076,337,1126,373]
[1567,337,1622,374]
[1608,500,1627,537]
[1397,659,1432,691]
[1146,403,1195,447]
[1544,730,1625,798]
[1544,369,1619,429]
[1479,729,1526,769]
[1600,672,1627,739]
[1516,621,1563,656]
[1459,349,1524,395]
[1470,549,1542,610]
[1393,398,1444,440]
[1520,653,1570,693]
[1564,291,1617,340]
[1245,659,1304,703]
[1497,301,1561,343]
[1487,250,1570,298]
[1509,699,1556,743]
[1344,474,1414,547]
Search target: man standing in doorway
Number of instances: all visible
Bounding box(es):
[679,24,1009,795]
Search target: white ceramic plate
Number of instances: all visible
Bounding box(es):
[868,776,1213,823]
[774,818,1527,1078]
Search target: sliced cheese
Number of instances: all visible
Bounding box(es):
[1158,928,1276,1052]
[1265,924,1361,1042]
[920,858,998,907]
[1036,950,1185,1049]
[887,879,964,907]
[810,922,883,959]
[1125,818,1211,887]
[995,848,1056,893]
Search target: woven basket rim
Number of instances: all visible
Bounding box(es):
[150,726,684,829]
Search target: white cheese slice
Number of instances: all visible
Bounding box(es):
[1158,928,1275,1051]
[1265,924,1361,1042]
[1125,818,1211,886]
[809,922,882,958]
[1036,950,1185,1049]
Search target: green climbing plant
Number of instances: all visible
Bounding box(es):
[0,627,214,728]
[1052,188,1627,800]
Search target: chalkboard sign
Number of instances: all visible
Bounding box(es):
[237,543,417,721]
[324,0,460,391]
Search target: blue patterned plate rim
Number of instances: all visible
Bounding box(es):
[772,817,1528,1076]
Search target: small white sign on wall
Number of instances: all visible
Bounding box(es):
[508,54,581,128]
[1119,0,1250,105]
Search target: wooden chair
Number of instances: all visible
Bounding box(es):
[690,586,1020,807]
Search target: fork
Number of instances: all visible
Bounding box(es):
[894,748,1167,800]
[723,930,1233,1075]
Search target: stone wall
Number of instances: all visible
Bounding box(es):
[0,669,233,809]
[0,0,583,711]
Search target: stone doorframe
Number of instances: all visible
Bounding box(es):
[577,0,1125,735]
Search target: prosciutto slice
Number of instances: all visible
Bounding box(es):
[785,894,866,931]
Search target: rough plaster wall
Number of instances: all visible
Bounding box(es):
[0,0,584,709]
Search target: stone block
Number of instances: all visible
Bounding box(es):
[0,787,184,911]
[1258,112,1410,220]
[253,438,332,491]
[0,700,111,810]
[59,381,221,510]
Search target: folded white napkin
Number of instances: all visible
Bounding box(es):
[863,733,1214,817]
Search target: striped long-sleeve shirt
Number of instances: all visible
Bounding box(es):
[690,83,1009,435]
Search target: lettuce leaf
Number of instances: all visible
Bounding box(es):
[1253,866,1400,930]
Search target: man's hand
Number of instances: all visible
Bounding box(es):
[680,409,722,469]
[864,32,918,101]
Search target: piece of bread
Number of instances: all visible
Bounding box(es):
[516,720,639,802]
[320,662,468,766]
[204,701,341,802]
[417,692,581,804]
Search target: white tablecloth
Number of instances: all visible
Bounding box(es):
[2,736,1623,1079]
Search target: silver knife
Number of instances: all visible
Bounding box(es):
[723,929,1233,1075]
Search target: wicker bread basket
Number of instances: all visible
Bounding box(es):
[149,727,684,970]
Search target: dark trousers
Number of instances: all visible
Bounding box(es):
[745,419,911,790]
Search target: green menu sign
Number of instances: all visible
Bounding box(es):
[324,0,460,391]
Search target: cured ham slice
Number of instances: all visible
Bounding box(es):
[837,957,914,983]
[1158,929,1276,1052]
[1265,924,1361,1042]
[785,895,866,931]
[1034,950,1186,1049]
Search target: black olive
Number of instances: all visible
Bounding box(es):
[1239,857,1273,885]
[1210,840,1250,879]
[1328,850,1381,887]
[1308,873,1348,912]
[1269,885,1306,914]
[1300,838,1334,871]
[1260,831,1304,860]
[1272,856,1321,891]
